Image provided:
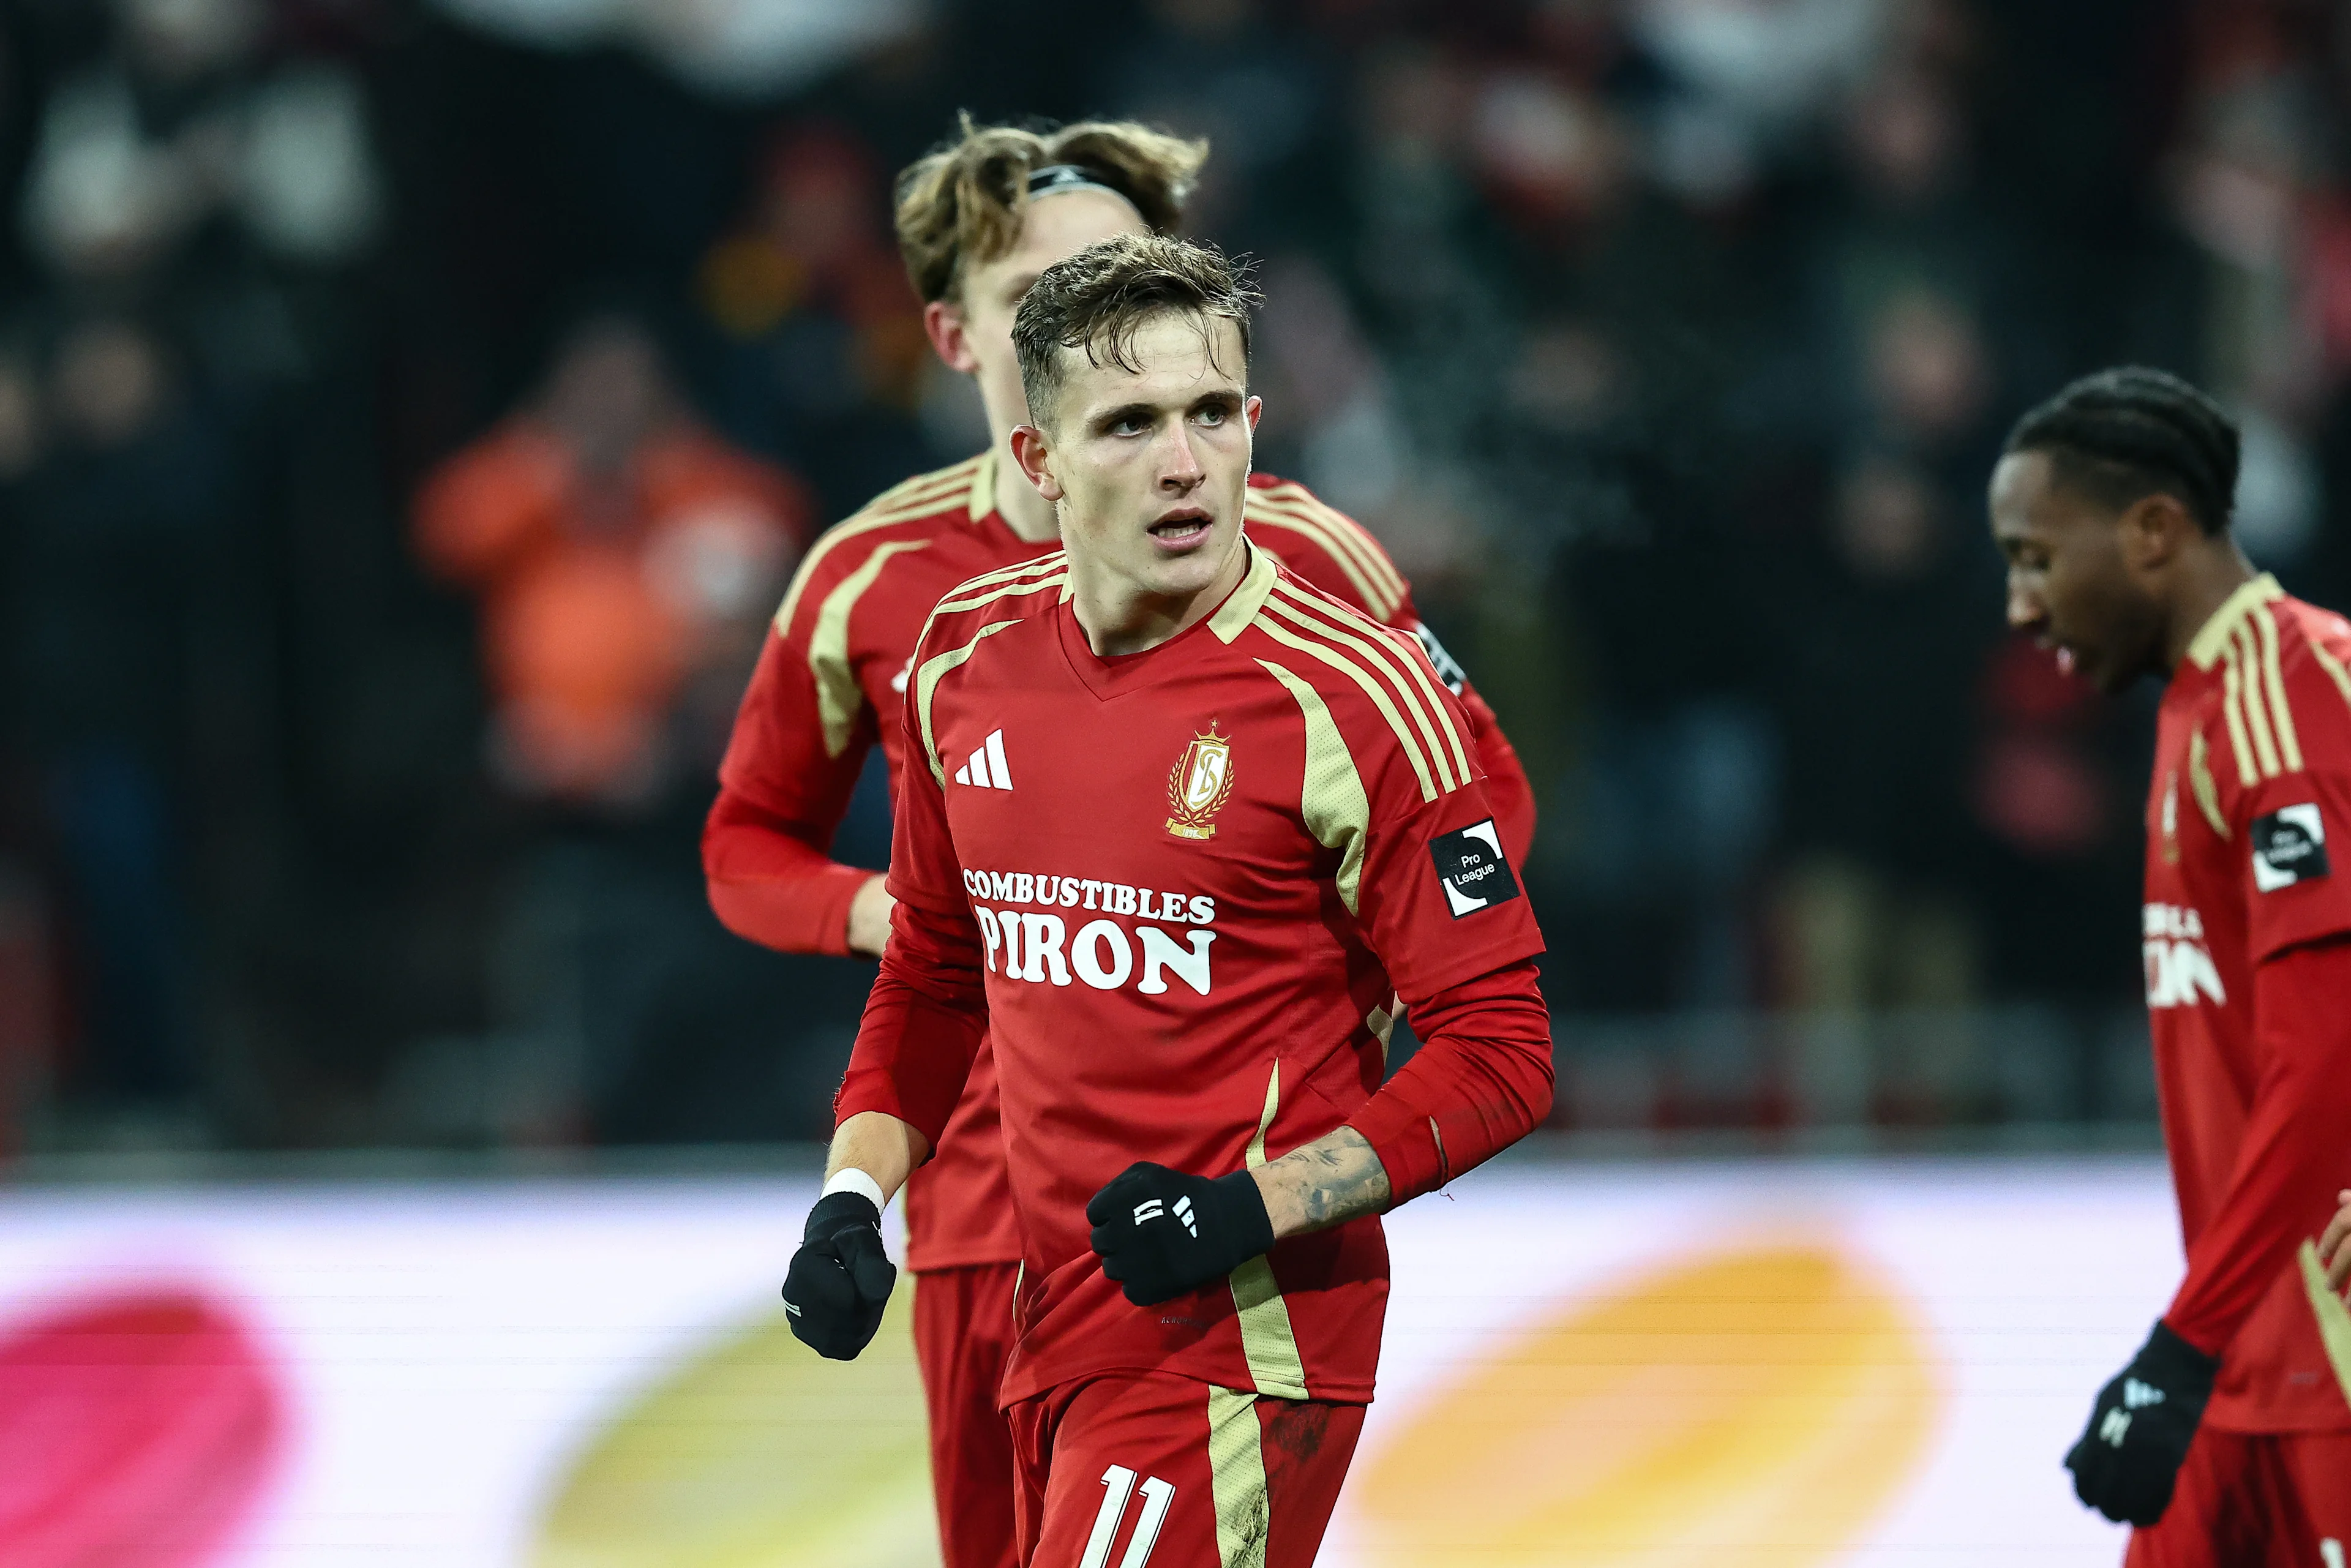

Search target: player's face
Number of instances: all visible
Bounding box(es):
[1029,311,1262,608]
[931,190,1149,435]
[1988,449,2164,693]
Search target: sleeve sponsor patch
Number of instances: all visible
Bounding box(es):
[1409,620,1468,696]
[1430,819,1521,917]
[2252,804,2330,891]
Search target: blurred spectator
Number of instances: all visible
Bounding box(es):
[21,0,381,279]
[1,0,2342,1149]
[414,313,813,808]
[694,126,934,512]
[9,317,234,1111]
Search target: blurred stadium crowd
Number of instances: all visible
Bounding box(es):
[1,0,2347,1153]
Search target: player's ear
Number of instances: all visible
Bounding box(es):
[2119,492,2191,573]
[923,300,980,375]
[1244,394,1262,433]
[1010,424,1065,503]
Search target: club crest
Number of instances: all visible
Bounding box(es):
[1165,726,1236,841]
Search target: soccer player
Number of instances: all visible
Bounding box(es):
[1989,366,2351,1558]
[779,235,1553,1566]
[707,121,1535,1567]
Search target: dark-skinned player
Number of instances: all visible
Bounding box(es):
[1990,366,2351,1562]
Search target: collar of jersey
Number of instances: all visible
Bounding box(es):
[1054,542,1271,700]
[2185,572,2284,671]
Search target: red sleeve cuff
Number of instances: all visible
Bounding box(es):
[1348,959,1553,1204]
[831,897,987,1148]
[707,859,871,957]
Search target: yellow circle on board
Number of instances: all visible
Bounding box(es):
[1353,1243,1941,1567]
[533,1291,940,1568]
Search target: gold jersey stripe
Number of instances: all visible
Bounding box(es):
[1256,615,1439,802]
[1258,658,1373,913]
[2298,1242,2351,1413]
[831,460,985,533]
[811,539,930,758]
[934,550,1069,605]
[1210,542,1282,643]
[866,454,983,515]
[2230,626,2283,779]
[1265,593,1453,792]
[1244,503,1386,618]
[1270,580,1469,784]
[2254,606,2304,773]
[2187,729,2230,839]
[2186,572,2287,669]
[1245,487,1400,607]
[853,482,983,533]
[2218,648,2260,786]
[966,447,997,522]
[1368,995,1398,1070]
[1229,1058,1308,1401]
[2308,634,2351,714]
[1245,492,1405,620]
[769,457,982,634]
[774,509,927,636]
[1228,1262,1307,1401]
[1267,585,1466,791]
[915,618,1022,784]
[1249,484,1407,607]
[1207,1387,1272,1568]
[932,569,1067,618]
[1245,1062,1279,1171]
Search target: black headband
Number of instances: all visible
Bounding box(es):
[1026,163,1127,201]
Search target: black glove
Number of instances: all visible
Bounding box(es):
[2064,1320,2218,1525]
[782,1190,897,1359]
[1087,1163,1275,1307]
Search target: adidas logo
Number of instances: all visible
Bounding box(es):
[1130,1196,1200,1238]
[2099,1408,2132,1446]
[2123,1379,2165,1409]
[954,729,1013,790]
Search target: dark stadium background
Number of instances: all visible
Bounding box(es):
[0,0,2339,1161]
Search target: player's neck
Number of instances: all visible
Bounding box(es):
[994,450,1061,543]
[1069,541,1250,659]
[980,380,1059,544]
[2161,538,2260,676]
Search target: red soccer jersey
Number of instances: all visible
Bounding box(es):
[708,454,1536,1272]
[836,544,1547,1406]
[2142,574,2351,1431]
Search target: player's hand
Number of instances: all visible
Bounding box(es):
[846,876,894,958]
[2322,1189,2351,1293]
[2063,1321,2217,1525]
[782,1191,896,1359]
[1086,1163,1275,1307]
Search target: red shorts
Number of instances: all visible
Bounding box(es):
[914,1261,1022,1568]
[2125,1427,2351,1567]
[1007,1371,1364,1568]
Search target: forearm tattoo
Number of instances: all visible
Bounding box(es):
[1270,1127,1393,1234]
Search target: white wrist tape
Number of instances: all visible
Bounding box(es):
[822,1168,887,1213]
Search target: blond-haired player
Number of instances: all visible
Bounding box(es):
[708,118,1534,1567]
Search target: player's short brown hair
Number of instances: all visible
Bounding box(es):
[1012,234,1259,427]
[893,116,1208,306]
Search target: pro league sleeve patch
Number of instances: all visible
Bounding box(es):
[2251,803,2330,892]
[1430,819,1521,917]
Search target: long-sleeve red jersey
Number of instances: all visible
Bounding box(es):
[835,545,1551,1406]
[705,451,1537,1272]
[2141,574,2351,1430]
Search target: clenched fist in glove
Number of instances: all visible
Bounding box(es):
[1087,1163,1275,1307]
[782,1189,897,1359]
[2064,1321,2218,1526]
